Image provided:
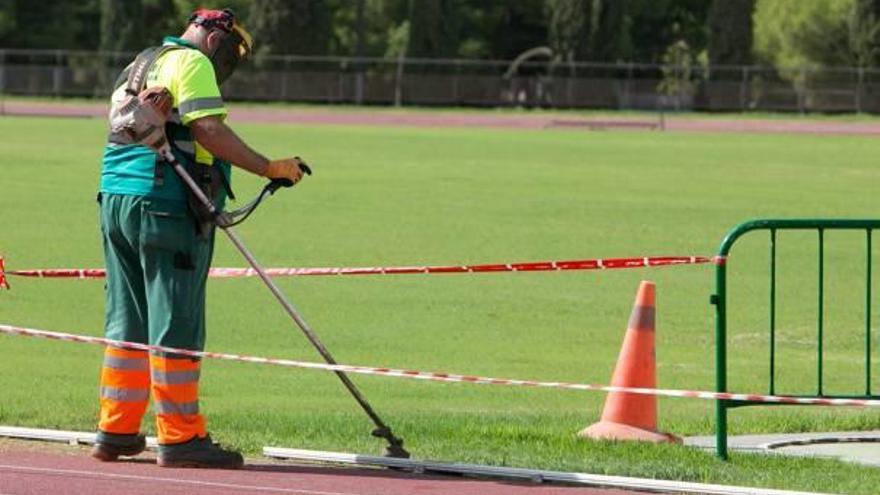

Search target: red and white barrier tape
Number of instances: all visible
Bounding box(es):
[0,257,7,289]
[0,255,719,286]
[0,322,875,408]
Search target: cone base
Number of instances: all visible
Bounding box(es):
[577,420,680,444]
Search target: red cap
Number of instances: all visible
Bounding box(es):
[188,8,236,33]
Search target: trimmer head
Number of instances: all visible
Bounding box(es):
[373,427,410,458]
[384,442,410,459]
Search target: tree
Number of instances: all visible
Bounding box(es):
[754,0,854,69]
[754,0,862,109]
[849,0,880,66]
[143,0,186,42]
[489,0,547,60]
[325,0,407,57]
[546,0,632,63]
[0,0,99,49]
[446,0,545,60]
[0,0,14,45]
[246,0,332,56]
[100,0,144,53]
[172,0,252,20]
[354,0,366,57]
[589,0,632,62]
[100,0,245,53]
[545,0,591,62]
[707,0,754,66]
[407,0,462,58]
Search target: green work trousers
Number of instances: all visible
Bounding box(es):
[100,193,215,351]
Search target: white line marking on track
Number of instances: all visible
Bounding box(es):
[0,464,360,495]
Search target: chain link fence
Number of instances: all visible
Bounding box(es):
[3,49,880,113]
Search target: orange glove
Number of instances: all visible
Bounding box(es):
[264,157,307,183]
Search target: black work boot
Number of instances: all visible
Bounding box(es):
[157,435,244,469]
[92,432,147,462]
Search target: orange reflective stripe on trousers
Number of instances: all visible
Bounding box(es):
[150,353,206,444]
[98,346,150,434]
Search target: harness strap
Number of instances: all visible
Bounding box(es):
[154,156,167,186]
[107,45,184,147]
[130,45,183,93]
[132,45,181,188]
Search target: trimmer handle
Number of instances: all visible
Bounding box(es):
[268,179,293,192]
[267,160,312,193]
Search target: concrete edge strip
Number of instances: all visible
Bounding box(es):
[0,426,828,495]
[261,447,828,495]
[0,426,159,448]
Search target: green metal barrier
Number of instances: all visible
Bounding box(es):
[712,219,880,459]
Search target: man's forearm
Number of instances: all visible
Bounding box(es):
[190,116,269,176]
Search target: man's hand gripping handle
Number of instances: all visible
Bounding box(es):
[266,157,312,192]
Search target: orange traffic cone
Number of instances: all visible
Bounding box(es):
[578,280,679,443]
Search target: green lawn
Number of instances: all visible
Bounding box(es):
[1,115,879,493]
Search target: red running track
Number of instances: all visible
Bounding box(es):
[5,101,880,136]
[0,441,640,495]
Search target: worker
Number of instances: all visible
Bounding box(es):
[92,8,307,469]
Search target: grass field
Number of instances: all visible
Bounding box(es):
[1,114,880,493]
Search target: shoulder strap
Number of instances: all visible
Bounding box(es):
[124,45,184,95]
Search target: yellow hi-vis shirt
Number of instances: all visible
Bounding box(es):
[101,36,229,200]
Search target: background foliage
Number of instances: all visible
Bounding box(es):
[2,0,879,73]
